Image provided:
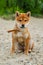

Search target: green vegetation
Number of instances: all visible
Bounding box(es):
[0,0,43,18]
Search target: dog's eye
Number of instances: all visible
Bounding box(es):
[25,20,27,22]
[19,20,22,22]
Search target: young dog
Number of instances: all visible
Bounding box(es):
[8,11,34,55]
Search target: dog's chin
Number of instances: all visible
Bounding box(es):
[18,26,25,29]
[20,26,25,29]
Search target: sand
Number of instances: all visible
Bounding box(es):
[0,17,43,65]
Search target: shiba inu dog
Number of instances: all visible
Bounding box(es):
[8,11,34,55]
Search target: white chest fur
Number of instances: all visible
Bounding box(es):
[24,33,29,38]
[17,31,29,38]
[13,28,29,38]
[17,32,23,37]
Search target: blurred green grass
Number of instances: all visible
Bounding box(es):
[0,0,43,19]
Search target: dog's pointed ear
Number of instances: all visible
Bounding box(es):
[26,11,31,17]
[15,11,20,17]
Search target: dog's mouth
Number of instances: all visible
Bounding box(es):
[20,26,25,28]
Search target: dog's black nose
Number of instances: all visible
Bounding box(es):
[20,24,25,28]
[22,24,24,28]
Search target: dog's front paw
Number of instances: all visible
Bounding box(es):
[10,48,15,55]
[24,50,28,55]
[28,49,31,53]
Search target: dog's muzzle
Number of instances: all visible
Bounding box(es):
[20,24,25,28]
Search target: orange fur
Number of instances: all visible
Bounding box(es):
[8,11,34,55]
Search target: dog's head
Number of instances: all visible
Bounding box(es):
[15,11,31,29]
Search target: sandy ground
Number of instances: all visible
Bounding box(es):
[0,17,43,65]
